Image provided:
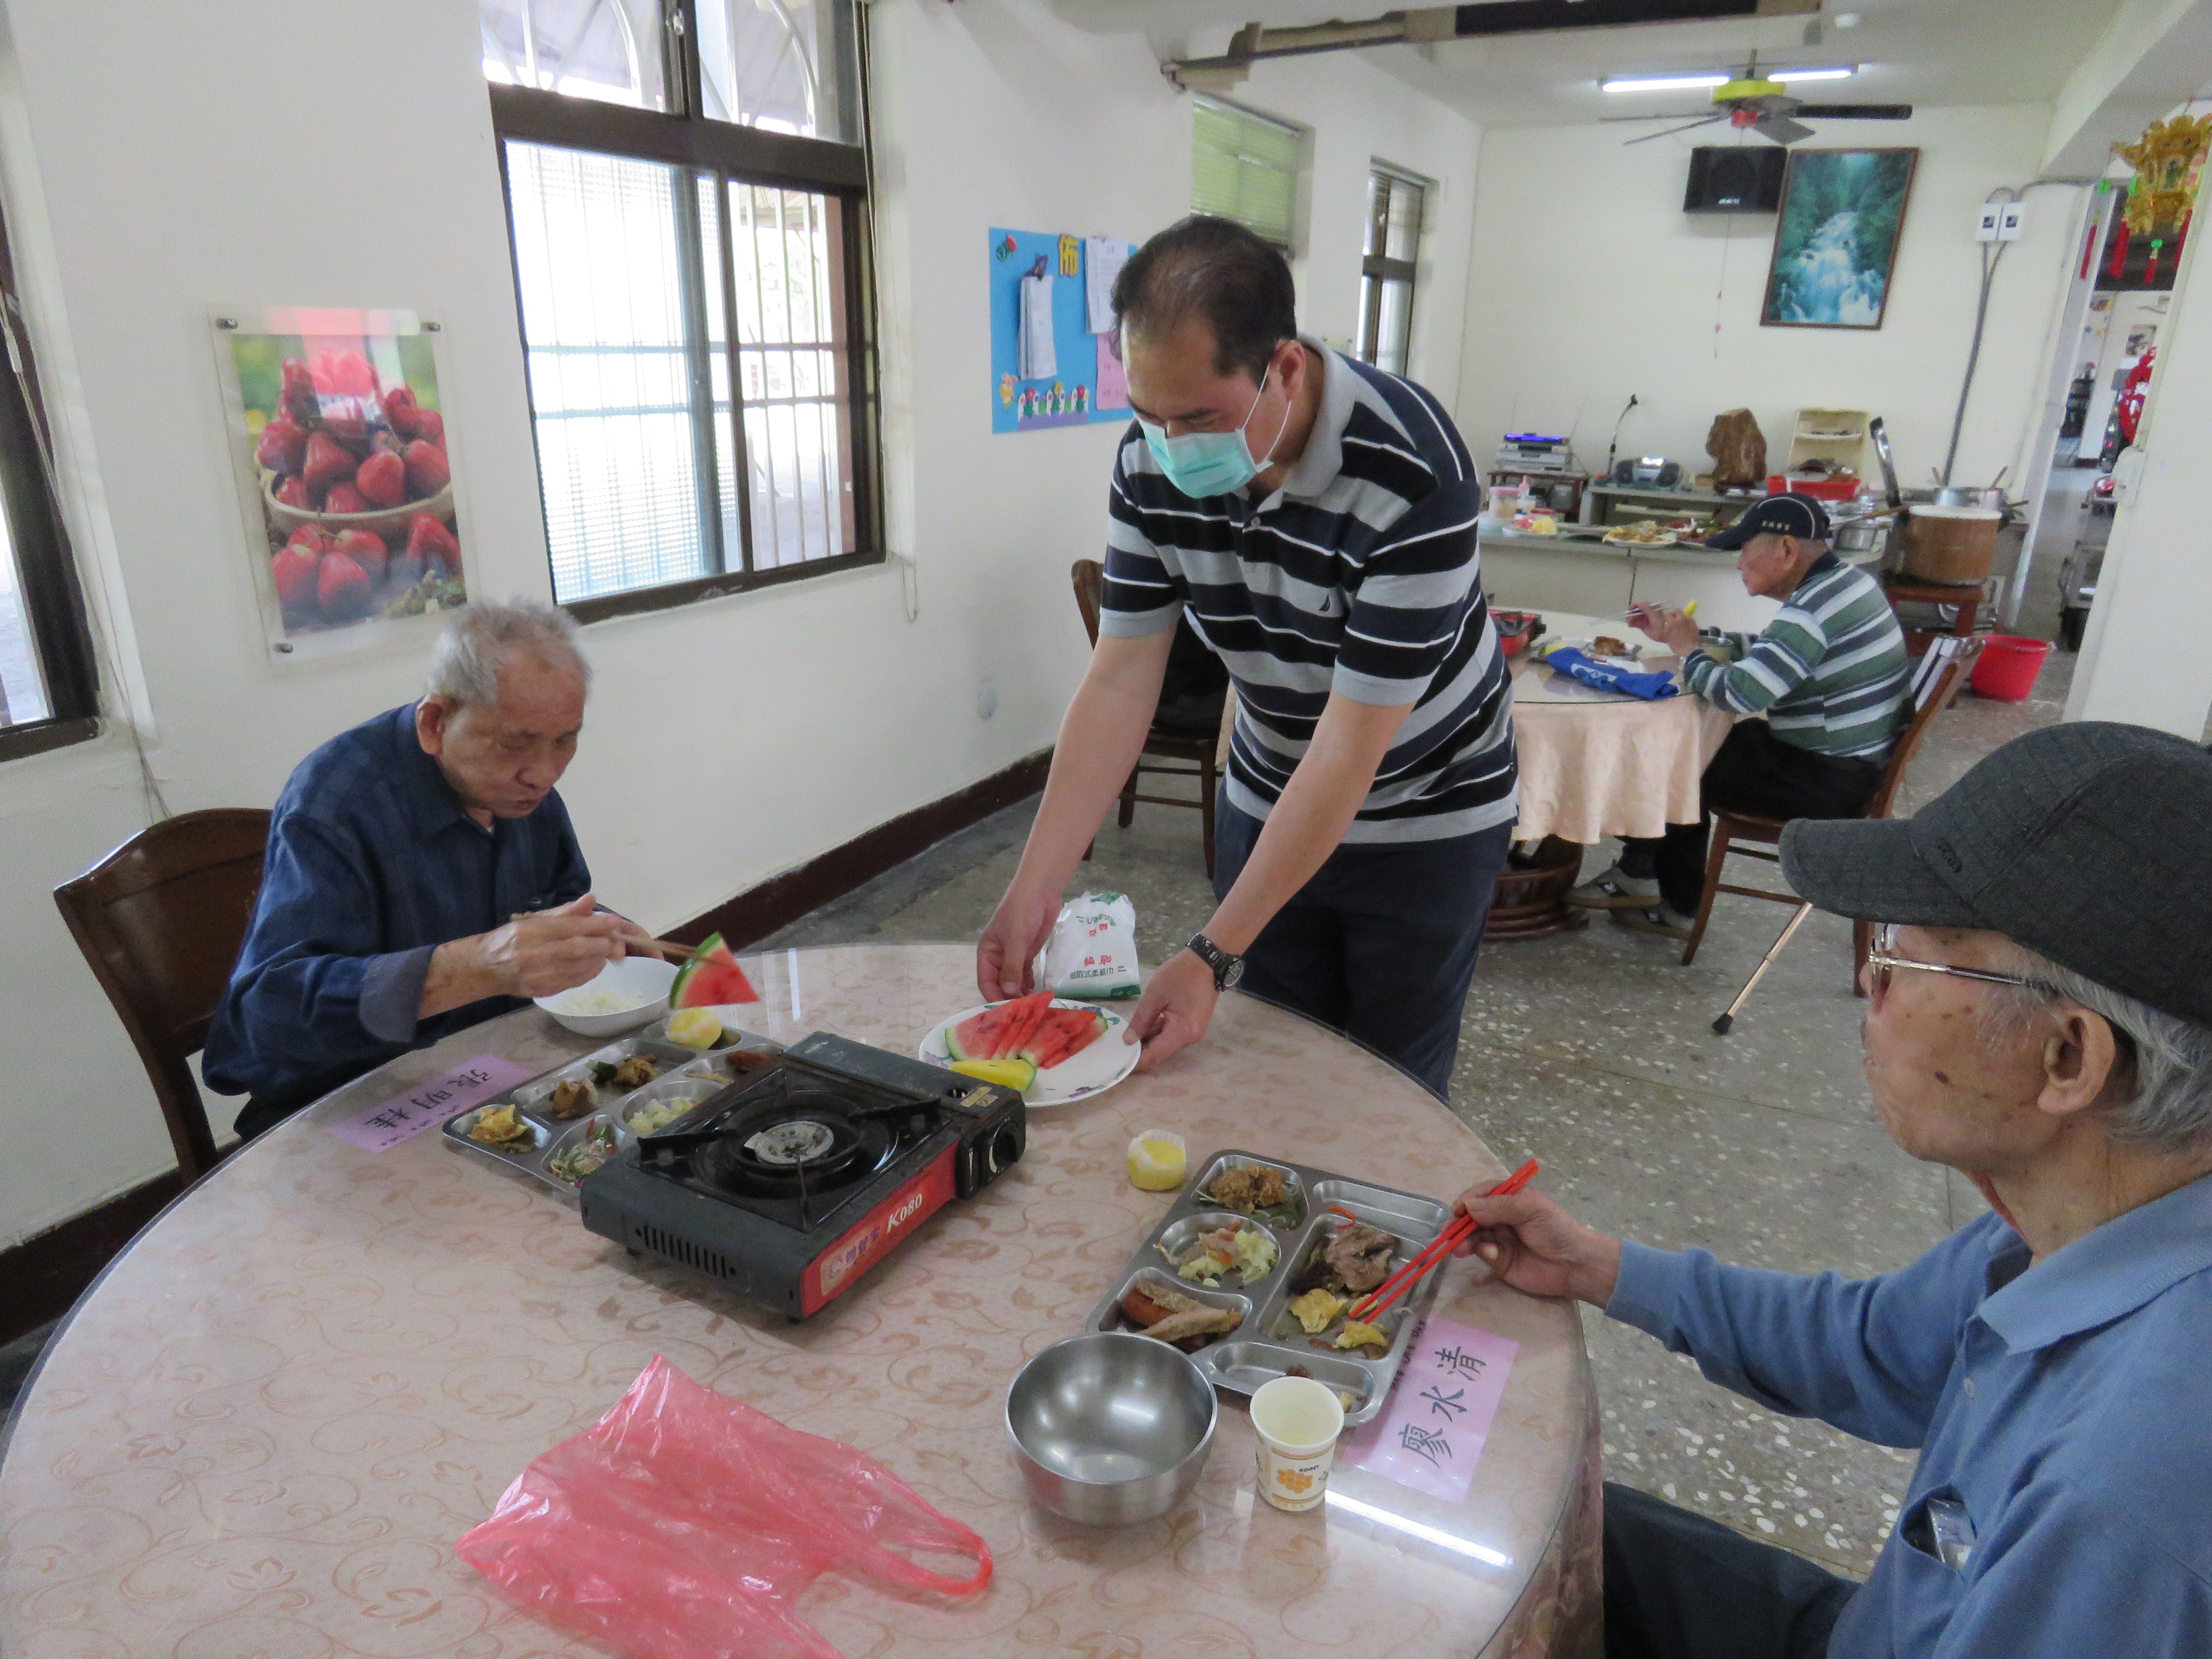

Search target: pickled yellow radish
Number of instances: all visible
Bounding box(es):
[665,1008,724,1050]
[1127,1130,1188,1191]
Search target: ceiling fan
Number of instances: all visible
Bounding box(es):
[1607,54,1911,146]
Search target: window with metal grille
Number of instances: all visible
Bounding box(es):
[1191,96,1305,252]
[483,0,879,620]
[1356,165,1427,376]
[0,190,98,761]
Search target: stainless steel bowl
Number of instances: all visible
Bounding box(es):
[1006,1332,1216,1525]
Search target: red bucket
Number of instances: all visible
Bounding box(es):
[1970,635,2052,702]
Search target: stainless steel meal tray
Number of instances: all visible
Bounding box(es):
[1082,1148,1452,1427]
[441,1029,781,1201]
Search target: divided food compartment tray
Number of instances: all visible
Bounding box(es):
[440,1029,779,1200]
[1081,1149,1452,1428]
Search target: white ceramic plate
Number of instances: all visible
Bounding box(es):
[917,998,1139,1108]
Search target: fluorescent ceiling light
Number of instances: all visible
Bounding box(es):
[1772,67,1856,82]
[1602,73,1729,93]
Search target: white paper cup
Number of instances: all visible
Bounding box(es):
[1250,1375,1345,1513]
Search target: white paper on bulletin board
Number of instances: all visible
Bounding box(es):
[989,227,1136,434]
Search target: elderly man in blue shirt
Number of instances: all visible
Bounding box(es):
[1450,721,2212,1658]
[205,602,649,1139]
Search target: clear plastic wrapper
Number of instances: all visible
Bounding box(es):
[457,1356,992,1659]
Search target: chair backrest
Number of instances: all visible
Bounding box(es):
[54,808,270,1182]
[1865,636,1983,821]
[1071,558,1105,647]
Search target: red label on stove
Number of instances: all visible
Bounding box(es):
[803,1145,958,1315]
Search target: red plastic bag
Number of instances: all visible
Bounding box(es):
[457,1356,992,1659]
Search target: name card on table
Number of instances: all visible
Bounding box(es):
[328,1055,536,1153]
[1339,1316,1519,1505]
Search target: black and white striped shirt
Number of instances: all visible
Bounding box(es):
[1099,342,1516,843]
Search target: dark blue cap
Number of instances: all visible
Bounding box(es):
[1705,492,1832,549]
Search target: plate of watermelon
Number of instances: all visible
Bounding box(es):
[919,992,1135,1108]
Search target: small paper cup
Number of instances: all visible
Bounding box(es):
[1250,1375,1345,1513]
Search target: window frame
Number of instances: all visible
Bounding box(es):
[1356,163,1428,375]
[488,0,884,625]
[0,188,99,764]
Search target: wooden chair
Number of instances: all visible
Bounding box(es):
[1679,636,1983,985]
[1071,559,1221,877]
[54,809,270,1183]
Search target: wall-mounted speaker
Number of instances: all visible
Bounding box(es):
[1684,146,1786,214]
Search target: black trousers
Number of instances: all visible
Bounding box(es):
[1605,1483,1856,1659]
[1212,802,1513,1099]
[1618,723,1882,915]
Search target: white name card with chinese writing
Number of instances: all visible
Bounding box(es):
[1339,1315,1519,1505]
[328,1055,536,1153]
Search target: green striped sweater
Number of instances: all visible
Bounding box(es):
[1683,555,1910,759]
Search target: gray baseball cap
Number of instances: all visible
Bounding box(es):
[1780,721,2212,1025]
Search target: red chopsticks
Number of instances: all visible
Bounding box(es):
[1347,1159,1539,1325]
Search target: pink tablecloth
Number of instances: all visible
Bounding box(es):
[1509,656,1737,844]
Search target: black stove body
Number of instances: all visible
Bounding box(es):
[579,1032,1024,1317]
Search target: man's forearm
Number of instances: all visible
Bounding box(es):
[1202,696,1411,954]
[420,936,499,1018]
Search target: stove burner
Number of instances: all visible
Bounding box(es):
[748,1119,836,1166]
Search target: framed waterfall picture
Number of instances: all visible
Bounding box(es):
[1761,148,1919,329]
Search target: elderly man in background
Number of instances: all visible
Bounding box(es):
[1455,722,2212,1657]
[206,602,648,1139]
[1572,492,1909,942]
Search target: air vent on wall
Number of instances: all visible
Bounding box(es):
[1685,146,1787,213]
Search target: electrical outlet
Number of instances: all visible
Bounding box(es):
[1975,203,2003,241]
[1998,201,2027,240]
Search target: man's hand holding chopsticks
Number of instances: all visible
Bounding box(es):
[1448,1185,1623,1307]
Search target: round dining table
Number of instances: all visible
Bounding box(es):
[1487,613,1738,938]
[0,943,1599,1659]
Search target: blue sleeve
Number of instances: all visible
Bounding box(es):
[1604,1226,1996,1447]
[1927,1476,2212,1658]
[216,811,435,1075]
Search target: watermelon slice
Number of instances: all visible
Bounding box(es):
[1024,1006,1108,1069]
[947,992,1047,1061]
[670,933,760,1008]
[992,992,1057,1059]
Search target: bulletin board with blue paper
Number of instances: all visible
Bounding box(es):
[989,227,1137,434]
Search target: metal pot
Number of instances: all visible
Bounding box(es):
[1932,486,1977,508]
[1833,517,1887,553]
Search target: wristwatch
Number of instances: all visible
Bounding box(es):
[1185,932,1245,992]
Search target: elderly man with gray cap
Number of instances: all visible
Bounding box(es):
[1448,721,2212,1657]
[1573,491,1911,941]
[205,602,651,1140]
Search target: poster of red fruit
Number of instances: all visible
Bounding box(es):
[211,307,468,658]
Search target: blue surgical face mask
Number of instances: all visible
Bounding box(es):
[1137,361,1289,498]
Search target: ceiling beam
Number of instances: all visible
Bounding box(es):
[1164,0,1819,90]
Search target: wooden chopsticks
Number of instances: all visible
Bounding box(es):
[1347,1159,1539,1325]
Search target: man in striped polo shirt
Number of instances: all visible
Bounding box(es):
[1573,492,1910,940]
[974,216,1516,1097]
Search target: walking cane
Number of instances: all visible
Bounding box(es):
[1711,902,1815,1035]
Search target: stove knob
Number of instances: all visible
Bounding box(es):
[987,1125,1022,1177]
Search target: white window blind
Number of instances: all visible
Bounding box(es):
[1192,96,1304,250]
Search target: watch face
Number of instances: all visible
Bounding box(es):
[1220,957,1244,990]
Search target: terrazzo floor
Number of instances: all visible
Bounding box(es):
[756,649,2076,1582]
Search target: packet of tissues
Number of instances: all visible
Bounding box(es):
[1033,891,1142,1000]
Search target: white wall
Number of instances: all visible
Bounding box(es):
[1453,108,2080,498]
[2067,225,2212,737]
[0,0,1479,1247]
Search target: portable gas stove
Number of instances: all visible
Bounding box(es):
[578,1032,1025,1318]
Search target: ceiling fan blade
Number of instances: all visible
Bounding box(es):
[1792,103,1914,119]
[1599,111,1713,123]
[1624,115,1724,144]
[1755,115,1815,145]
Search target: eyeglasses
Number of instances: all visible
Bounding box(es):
[1863,924,2052,1000]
